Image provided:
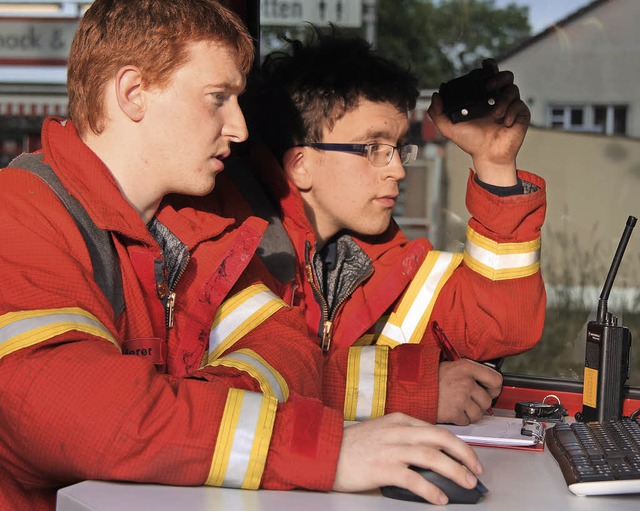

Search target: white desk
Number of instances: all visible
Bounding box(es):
[57,445,640,510]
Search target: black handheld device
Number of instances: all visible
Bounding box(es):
[579,215,636,422]
[438,59,500,124]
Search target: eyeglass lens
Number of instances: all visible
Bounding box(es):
[399,144,418,164]
[365,143,417,166]
[366,144,395,166]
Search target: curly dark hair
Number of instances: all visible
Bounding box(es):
[246,26,419,162]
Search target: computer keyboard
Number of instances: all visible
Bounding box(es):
[546,417,640,496]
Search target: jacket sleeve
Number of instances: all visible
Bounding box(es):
[320,170,546,423]
[0,171,343,497]
[431,169,547,360]
[322,342,441,423]
[0,337,342,491]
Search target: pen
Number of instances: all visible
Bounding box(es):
[432,320,461,362]
[431,321,494,416]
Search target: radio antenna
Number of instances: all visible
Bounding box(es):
[597,215,637,324]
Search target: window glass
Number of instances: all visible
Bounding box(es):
[570,107,584,128]
[257,0,640,387]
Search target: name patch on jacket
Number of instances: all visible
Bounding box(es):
[122,337,166,365]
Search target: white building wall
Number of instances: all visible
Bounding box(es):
[499,0,640,137]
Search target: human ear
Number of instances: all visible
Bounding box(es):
[114,66,145,122]
[283,147,313,191]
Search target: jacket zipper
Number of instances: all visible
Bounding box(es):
[305,255,373,352]
[159,253,190,338]
[304,262,331,350]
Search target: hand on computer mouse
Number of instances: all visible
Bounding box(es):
[381,465,489,504]
[333,413,483,505]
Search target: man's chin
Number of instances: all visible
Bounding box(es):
[356,222,392,238]
[181,178,217,198]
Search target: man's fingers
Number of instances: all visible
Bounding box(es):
[503,99,531,128]
[491,82,520,119]
[468,360,503,389]
[389,449,480,505]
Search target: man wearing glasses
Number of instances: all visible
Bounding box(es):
[227,29,546,426]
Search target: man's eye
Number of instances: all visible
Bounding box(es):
[371,144,391,154]
[210,93,228,105]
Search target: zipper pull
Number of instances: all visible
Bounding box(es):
[321,320,332,352]
[166,292,176,329]
[305,263,315,284]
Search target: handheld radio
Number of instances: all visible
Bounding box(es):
[579,215,636,422]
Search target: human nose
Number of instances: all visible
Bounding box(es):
[222,98,248,143]
[384,151,406,181]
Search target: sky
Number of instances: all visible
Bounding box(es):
[494,0,594,34]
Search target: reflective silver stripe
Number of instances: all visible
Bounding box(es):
[211,349,288,402]
[344,346,388,421]
[465,239,540,269]
[378,322,405,345]
[355,346,379,420]
[378,252,461,345]
[224,391,263,486]
[464,226,541,280]
[207,389,277,489]
[0,308,118,360]
[208,285,286,361]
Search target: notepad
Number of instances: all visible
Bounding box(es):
[440,416,545,450]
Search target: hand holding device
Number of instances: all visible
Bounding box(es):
[428,60,530,187]
[439,59,500,124]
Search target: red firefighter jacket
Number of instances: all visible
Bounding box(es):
[220,143,547,423]
[0,119,344,511]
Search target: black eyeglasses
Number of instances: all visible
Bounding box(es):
[299,142,419,167]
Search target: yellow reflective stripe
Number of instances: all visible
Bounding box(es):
[375,325,402,348]
[376,251,463,346]
[0,307,119,360]
[208,284,286,362]
[464,226,541,280]
[354,315,389,346]
[353,334,376,346]
[343,346,388,421]
[208,348,289,403]
[206,389,277,489]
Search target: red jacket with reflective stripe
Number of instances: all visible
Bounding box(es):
[221,144,547,422]
[0,119,343,511]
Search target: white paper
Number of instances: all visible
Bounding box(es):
[440,416,540,446]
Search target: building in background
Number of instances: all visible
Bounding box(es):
[446,0,640,301]
[500,0,640,138]
[0,1,89,166]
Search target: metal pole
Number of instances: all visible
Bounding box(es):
[362,0,377,47]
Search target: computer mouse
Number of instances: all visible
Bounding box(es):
[380,465,489,504]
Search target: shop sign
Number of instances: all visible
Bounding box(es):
[0,19,79,64]
[261,0,362,27]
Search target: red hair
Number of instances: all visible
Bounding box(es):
[67,0,254,136]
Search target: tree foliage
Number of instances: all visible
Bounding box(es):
[375,0,531,88]
[260,0,532,89]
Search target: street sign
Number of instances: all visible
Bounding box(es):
[261,0,362,27]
